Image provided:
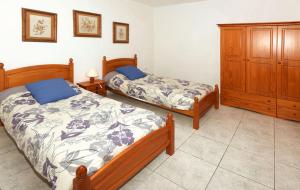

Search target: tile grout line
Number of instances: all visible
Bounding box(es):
[150,115,213,189]
[204,113,245,190]
[219,166,274,189]
[221,112,276,190]
[151,115,203,172]
[153,170,189,190]
[274,118,276,190]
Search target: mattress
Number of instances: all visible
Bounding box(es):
[0,85,165,190]
[106,73,214,110]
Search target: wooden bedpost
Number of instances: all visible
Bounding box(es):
[0,63,5,91]
[102,56,107,77]
[73,166,91,190]
[193,97,200,130]
[69,58,74,83]
[166,113,174,156]
[214,84,220,109]
[134,54,137,67]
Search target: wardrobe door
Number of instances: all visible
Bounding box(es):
[246,26,277,97]
[221,27,246,92]
[277,25,300,102]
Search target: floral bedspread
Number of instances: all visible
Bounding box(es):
[107,73,214,110]
[0,87,165,190]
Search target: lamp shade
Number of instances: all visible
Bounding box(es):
[86,69,98,78]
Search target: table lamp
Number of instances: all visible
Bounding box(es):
[87,68,98,83]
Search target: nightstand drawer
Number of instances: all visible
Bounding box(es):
[77,80,107,96]
[86,86,97,92]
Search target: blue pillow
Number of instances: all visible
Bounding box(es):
[116,66,146,80]
[26,78,77,105]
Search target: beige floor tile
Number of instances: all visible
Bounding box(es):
[275,119,300,145]
[275,120,300,170]
[0,166,50,190]
[231,123,274,157]
[179,134,227,165]
[120,168,153,190]
[207,168,272,190]
[0,150,30,176]
[275,163,300,190]
[174,123,195,148]
[242,111,274,128]
[275,118,300,128]
[156,150,216,190]
[0,130,17,155]
[147,152,170,171]
[275,141,300,170]
[196,118,239,144]
[240,118,274,138]
[121,168,183,190]
[220,147,274,188]
[209,106,245,122]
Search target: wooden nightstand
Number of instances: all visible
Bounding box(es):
[77,80,107,96]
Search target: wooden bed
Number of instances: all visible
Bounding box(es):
[102,55,219,130]
[0,59,175,190]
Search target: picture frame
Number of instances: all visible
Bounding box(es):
[22,8,57,42]
[73,10,102,38]
[113,22,129,43]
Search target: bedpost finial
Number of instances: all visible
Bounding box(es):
[73,166,91,190]
[215,84,219,90]
[0,63,3,69]
[69,58,74,64]
[194,97,199,103]
[134,54,137,59]
[103,56,107,61]
[76,165,88,177]
[167,113,173,121]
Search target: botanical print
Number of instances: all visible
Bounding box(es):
[107,73,214,110]
[113,22,129,43]
[116,25,127,41]
[22,8,57,42]
[78,15,98,34]
[29,15,52,38]
[0,86,164,190]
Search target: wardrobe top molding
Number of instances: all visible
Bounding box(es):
[218,21,300,27]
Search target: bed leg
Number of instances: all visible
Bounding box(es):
[193,97,200,130]
[73,166,91,190]
[214,84,220,109]
[166,113,175,156]
[0,63,5,91]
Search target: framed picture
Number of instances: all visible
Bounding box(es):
[73,10,102,38]
[113,22,129,43]
[22,8,57,42]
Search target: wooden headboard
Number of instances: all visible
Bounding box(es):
[102,54,137,76]
[0,58,74,91]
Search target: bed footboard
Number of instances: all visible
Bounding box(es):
[73,113,175,190]
[192,84,220,130]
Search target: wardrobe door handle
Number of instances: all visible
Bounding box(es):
[278,61,282,64]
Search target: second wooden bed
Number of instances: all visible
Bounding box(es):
[102,55,220,130]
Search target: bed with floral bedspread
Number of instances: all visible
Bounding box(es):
[0,86,165,190]
[107,73,214,110]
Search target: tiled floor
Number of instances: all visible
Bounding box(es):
[0,93,300,190]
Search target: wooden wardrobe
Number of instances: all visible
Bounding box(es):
[219,22,300,122]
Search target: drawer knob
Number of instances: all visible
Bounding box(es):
[293,105,297,108]
[293,113,297,116]
[267,100,271,103]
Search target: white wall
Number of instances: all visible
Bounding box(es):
[153,0,300,86]
[0,0,153,82]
